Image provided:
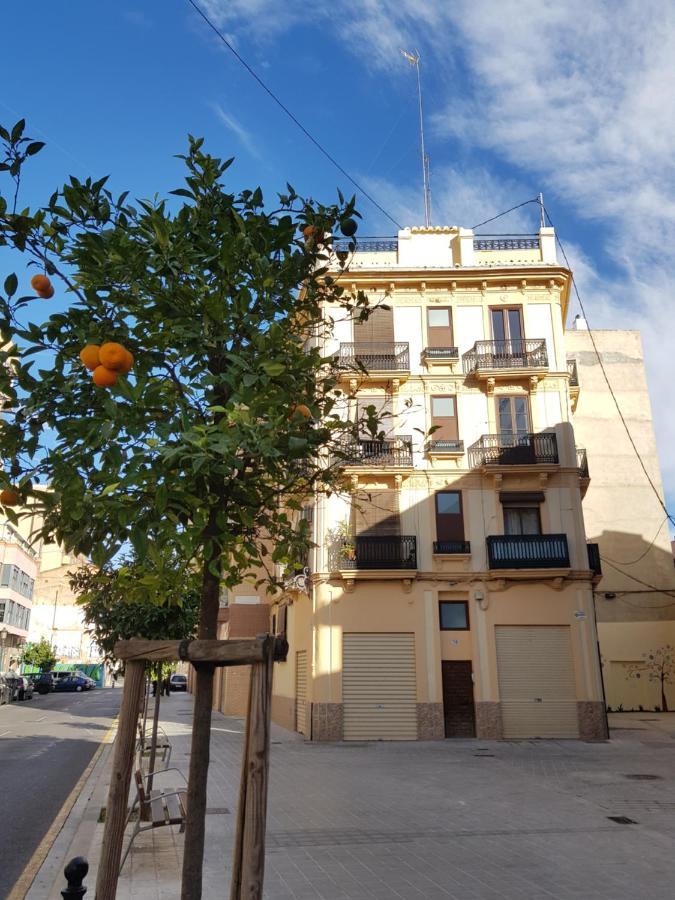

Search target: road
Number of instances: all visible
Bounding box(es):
[0,687,122,897]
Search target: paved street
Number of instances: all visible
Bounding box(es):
[51,693,675,900]
[0,687,121,897]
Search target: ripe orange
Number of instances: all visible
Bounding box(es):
[0,488,21,506]
[31,274,51,293]
[92,366,118,387]
[117,349,134,374]
[302,225,317,238]
[291,404,312,419]
[39,285,55,299]
[99,342,128,371]
[79,344,101,371]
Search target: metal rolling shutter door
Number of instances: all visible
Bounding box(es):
[295,650,308,736]
[496,626,579,739]
[343,633,417,740]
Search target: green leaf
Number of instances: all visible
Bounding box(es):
[4,273,17,298]
[261,361,285,377]
[25,141,45,157]
[10,119,25,142]
[100,482,120,496]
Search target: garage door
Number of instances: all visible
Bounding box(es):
[496,626,579,739]
[343,633,417,740]
[295,650,308,736]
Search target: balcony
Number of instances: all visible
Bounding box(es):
[433,540,471,554]
[468,433,558,468]
[568,359,580,410]
[339,436,413,468]
[587,543,602,577]
[338,342,410,381]
[462,339,548,378]
[340,535,417,570]
[487,534,570,570]
[422,346,459,366]
[427,439,464,457]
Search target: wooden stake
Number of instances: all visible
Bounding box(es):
[95,659,145,900]
[146,661,162,796]
[230,636,275,900]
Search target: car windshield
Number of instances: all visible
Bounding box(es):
[172,675,187,682]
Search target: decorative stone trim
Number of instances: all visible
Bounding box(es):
[416,702,444,740]
[577,701,608,740]
[475,701,503,739]
[311,702,344,741]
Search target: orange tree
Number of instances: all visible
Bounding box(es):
[0,119,372,897]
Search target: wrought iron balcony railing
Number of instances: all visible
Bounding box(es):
[576,448,589,479]
[333,237,398,253]
[339,436,413,467]
[468,433,558,467]
[473,235,540,251]
[423,346,459,360]
[487,534,570,570]
[339,342,410,372]
[462,339,548,373]
[567,359,579,386]
[340,535,417,570]
[587,543,602,576]
[428,439,464,455]
[433,540,471,554]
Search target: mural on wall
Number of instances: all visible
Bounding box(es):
[627,645,674,712]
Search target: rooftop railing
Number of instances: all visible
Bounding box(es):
[333,238,398,253]
[473,235,540,251]
[468,432,558,467]
[462,339,548,373]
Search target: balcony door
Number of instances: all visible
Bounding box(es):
[491,307,523,344]
[357,396,394,441]
[503,504,541,535]
[353,489,400,537]
[497,397,532,463]
[427,307,453,348]
[431,396,459,443]
[354,306,394,343]
[435,491,465,547]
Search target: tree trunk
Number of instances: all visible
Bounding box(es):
[180,557,221,900]
[146,661,162,795]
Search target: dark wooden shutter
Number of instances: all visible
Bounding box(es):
[353,490,400,536]
[431,396,458,440]
[435,491,464,541]
[354,307,394,343]
[427,307,454,348]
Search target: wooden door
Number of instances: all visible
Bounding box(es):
[435,491,465,543]
[441,661,476,738]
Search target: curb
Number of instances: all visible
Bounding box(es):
[9,718,117,900]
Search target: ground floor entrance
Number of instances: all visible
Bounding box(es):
[441,660,476,738]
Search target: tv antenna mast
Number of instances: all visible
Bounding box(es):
[401,49,431,227]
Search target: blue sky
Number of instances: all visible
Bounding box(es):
[2,0,674,528]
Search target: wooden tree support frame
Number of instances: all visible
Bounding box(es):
[95,635,288,900]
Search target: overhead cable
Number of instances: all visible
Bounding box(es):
[184,0,403,230]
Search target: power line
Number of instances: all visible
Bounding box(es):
[601,515,669,567]
[600,557,675,598]
[471,197,539,231]
[184,0,403,230]
[542,203,675,531]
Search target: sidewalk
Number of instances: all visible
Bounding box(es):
[28,698,675,899]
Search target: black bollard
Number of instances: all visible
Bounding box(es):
[61,857,88,899]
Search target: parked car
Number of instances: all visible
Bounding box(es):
[74,670,96,690]
[34,672,56,694]
[169,673,188,692]
[16,674,34,701]
[0,673,12,705]
[53,671,91,692]
[1,670,23,701]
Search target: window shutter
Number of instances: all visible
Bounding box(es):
[427,307,454,348]
[352,490,400,536]
[354,307,394,343]
[357,396,394,438]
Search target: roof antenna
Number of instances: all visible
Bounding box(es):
[538,192,545,228]
[401,49,431,228]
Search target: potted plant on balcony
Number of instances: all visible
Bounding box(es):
[336,520,356,563]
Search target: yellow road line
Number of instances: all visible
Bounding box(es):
[7,717,117,900]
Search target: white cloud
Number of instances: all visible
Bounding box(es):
[210,103,261,160]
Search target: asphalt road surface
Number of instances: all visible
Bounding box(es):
[0,686,122,897]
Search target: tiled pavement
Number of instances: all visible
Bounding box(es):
[34,696,675,899]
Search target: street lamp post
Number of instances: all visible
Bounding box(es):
[0,626,9,671]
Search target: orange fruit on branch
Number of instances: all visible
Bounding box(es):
[92,366,118,387]
[31,274,54,298]
[79,344,101,371]
[290,403,312,419]
[0,488,21,506]
[118,349,134,374]
[99,342,128,371]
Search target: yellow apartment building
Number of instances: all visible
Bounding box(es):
[269,225,608,742]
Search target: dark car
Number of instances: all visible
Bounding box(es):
[169,673,188,692]
[53,671,90,692]
[35,672,56,694]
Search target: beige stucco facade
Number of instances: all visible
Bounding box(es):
[268,226,608,741]
[566,328,675,711]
